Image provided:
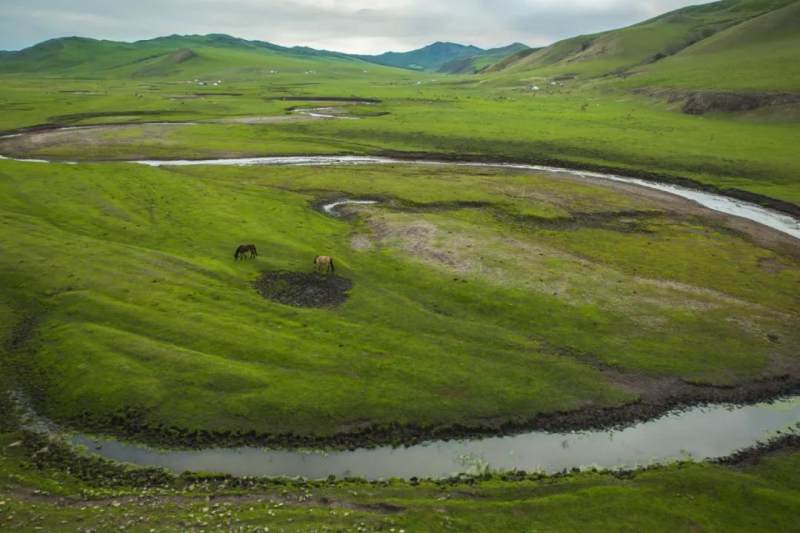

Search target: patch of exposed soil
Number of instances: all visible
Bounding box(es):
[682,92,800,115]
[500,209,660,233]
[715,433,800,467]
[219,115,311,124]
[5,315,38,352]
[5,476,405,513]
[632,87,800,116]
[252,270,353,308]
[0,123,191,155]
[265,96,381,103]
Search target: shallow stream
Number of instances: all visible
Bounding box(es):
[71,397,800,480]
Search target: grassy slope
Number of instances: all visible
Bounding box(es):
[1,160,797,439]
[490,0,797,83]
[3,77,798,204]
[622,0,800,91]
[0,34,403,81]
[1,424,800,531]
[0,3,797,526]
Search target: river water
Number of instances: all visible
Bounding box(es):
[132,155,800,240]
[71,396,800,480]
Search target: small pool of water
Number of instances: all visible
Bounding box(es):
[70,396,800,480]
[322,199,378,215]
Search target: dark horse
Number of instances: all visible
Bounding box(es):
[234,244,258,260]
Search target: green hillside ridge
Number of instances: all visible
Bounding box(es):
[488,0,797,83]
[0,34,402,80]
[0,0,799,527]
[438,43,531,74]
[622,0,800,91]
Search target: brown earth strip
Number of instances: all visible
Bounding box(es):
[714,433,800,467]
[264,96,381,103]
[1,485,405,514]
[632,87,800,115]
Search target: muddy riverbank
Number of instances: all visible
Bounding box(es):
[36,374,799,452]
[59,393,800,480]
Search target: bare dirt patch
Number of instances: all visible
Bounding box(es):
[632,88,800,116]
[682,92,800,115]
[252,271,353,308]
[265,96,381,104]
[218,115,313,124]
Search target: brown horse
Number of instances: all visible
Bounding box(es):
[314,255,335,274]
[234,244,258,260]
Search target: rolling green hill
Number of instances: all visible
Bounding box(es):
[0,34,400,80]
[488,0,798,85]
[623,0,800,90]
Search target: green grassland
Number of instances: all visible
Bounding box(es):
[620,0,800,91]
[1,7,799,206]
[1,1,799,206]
[1,160,797,441]
[488,0,799,86]
[2,76,800,204]
[0,0,799,528]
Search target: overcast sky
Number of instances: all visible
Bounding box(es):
[0,0,714,54]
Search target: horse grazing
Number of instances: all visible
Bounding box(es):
[234,244,258,260]
[314,255,335,274]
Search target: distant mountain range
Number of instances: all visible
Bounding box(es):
[0,0,797,91]
[0,34,528,77]
[356,42,530,73]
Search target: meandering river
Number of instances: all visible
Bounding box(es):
[133,155,800,240]
[71,397,800,480]
[2,152,798,238]
[3,150,800,478]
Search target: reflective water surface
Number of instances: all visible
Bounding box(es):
[71,396,800,480]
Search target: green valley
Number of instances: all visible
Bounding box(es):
[1,0,799,530]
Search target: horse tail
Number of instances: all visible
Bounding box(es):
[234,249,239,260]
[252,245,258,257]
[313,256,319,265]
[330,258,335,272]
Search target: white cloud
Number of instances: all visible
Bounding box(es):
[0,0,715,53]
